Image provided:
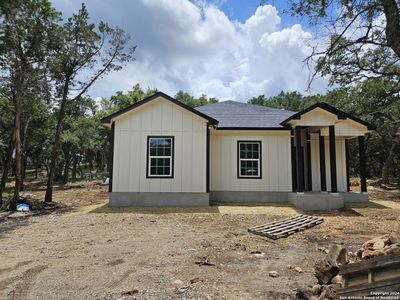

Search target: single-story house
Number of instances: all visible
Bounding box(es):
[101,92,374,210]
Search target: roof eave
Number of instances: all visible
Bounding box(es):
[100,91,219,125]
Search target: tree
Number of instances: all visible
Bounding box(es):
[44,4,135,202]
[174,90,218,107]
[0,0,59,210]
[289,0,400,94]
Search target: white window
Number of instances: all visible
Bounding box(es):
[147,136,174,178]
[238,141,261,178]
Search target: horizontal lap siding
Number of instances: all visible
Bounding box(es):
[210,132,292,192]
[112,98,207,193]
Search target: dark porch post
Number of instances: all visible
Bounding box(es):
[319,131,327,191]
[295,126,304,193]
[329,125,337,193]
[358,136,367,192]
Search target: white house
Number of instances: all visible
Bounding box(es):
[101,92,374,210]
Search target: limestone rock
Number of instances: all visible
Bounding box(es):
[331,275,344,287]
[328,245,348,267]
[384,243,400,254]
[361,249,385,259]
[314,260,339,285]
[362,234,389,251]
[319,284,336,300]
[311,284,321,295]
[268,271,279,278]
[295,267,303,273]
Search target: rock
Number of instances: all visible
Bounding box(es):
[389,233,400,244]
[328,245,348,267]
[190,277,202,284]
[295,289,311,299]
[287,264,293,269]
[355,248,363,258]
[269,271,279,278]
[294,267,303,273]
[173,280,184,286]
[314,260,339,285]
[361,249,385,259]
[121,289,139,296]
[331,275,344,287]
[319,284,336,300]
[177,286,190,294]
[309,296,319,300]
[362,234,390,251]
[311,284,321,295]
[384,243,400,254]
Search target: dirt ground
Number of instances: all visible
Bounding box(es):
[0,182,399,300]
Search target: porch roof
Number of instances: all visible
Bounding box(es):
[280,102,375,130]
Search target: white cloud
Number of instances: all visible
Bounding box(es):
[53,1,329,101]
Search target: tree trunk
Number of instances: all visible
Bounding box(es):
[11,85,23,211]
[20,119,30,191]
[382,142,398,184]
[62,146,71,184]
[34,160,39,179]
[71,155,78,182]
[0,138,13,208]
[44,78,70,203]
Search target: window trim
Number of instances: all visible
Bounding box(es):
[237,140,262,179]
[146,136,174,179]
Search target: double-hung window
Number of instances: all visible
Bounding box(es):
[237,141,261,178]
[147,136,174,178]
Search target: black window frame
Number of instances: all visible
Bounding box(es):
[146,136,174,178]
[237,140,262,179]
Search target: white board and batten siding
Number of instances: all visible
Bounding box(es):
[112,97,207,193]
[310,133,347,192]
[210,131,292,192]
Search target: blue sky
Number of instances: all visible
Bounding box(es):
[53,0,329,101]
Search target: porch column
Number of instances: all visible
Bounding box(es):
[295,126,304,193]
[345,139,350,192]
[291,134,297,192]
[319,131,327,191]
[329,125,338,193]
[358,136,367,192]
[306,132,312,191]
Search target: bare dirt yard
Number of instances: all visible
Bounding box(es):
[0,182,399,300]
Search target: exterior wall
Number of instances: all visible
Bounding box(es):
[310,135,347,192]
[112,97,207,194]
[210,130,292,193]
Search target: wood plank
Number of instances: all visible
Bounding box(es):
[267,217,323,234]
[262,216,318,233]
[248,215,305,230]
[255,216,321,234]
[248,215,324,239]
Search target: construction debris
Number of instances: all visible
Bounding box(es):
[248,215,324,239]
[311,230,400,299]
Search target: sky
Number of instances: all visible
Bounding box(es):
[52,0,330,101]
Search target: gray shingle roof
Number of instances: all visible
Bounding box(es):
[195,100,296,129]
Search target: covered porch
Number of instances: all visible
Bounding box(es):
[281,103,374,210]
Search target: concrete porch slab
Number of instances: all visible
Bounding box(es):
[289,192,344,210]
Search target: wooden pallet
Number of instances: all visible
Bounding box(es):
[248,215,324,239]
[337,253,400,297]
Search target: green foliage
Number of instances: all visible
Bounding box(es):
[174,91,218,107]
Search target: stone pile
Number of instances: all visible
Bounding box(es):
[310,233,400,300]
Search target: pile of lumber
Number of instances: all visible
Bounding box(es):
[309,232,400,300]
